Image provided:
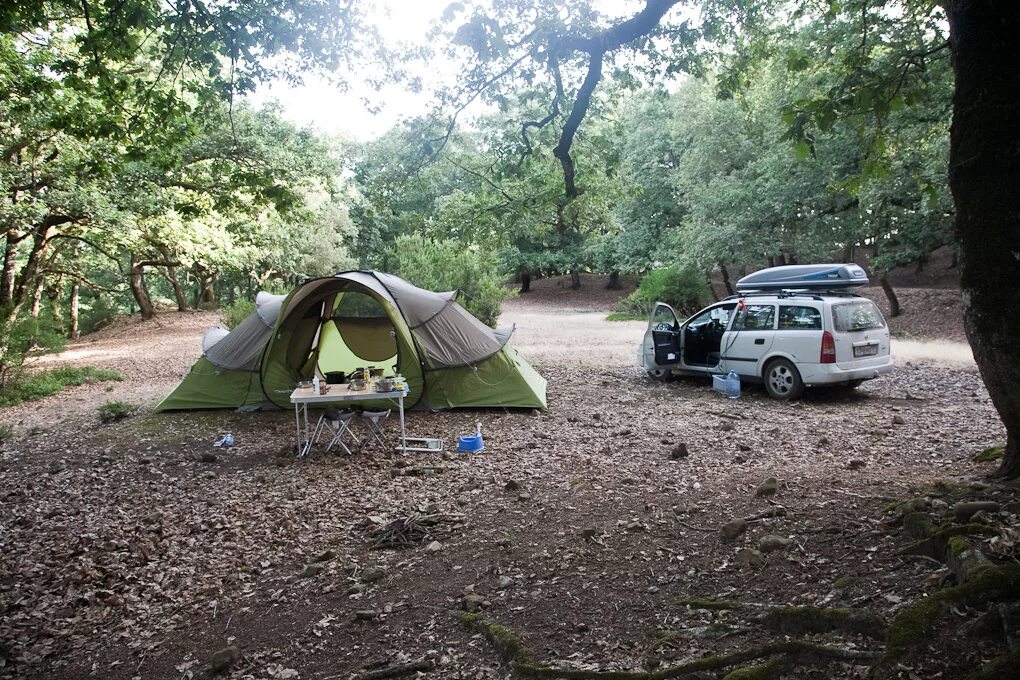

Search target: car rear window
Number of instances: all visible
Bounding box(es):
[779,305,822,330]
[832,300,886,332]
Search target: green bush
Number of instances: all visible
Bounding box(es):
[611,265,712,321]
[387,234,515,327]
[0,366,123,406]
[97,400,136,423]
[79,293,123,335]
[222,299,256,330]
[0,313,69,389]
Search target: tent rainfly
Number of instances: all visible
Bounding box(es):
[157,271,547,411]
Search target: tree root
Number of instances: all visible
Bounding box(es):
[898,523,997,561]
[462,613,881,679]
[886,565,1020,660]
[721,656,792,680]
[964,645,1020,680]
[674,601,886,641]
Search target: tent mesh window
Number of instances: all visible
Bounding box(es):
[330,291,398,363]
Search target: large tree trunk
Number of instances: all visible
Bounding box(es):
[192,265,217,308]
[945,1,1020,479]
[878,272,901,318]
[719,263,734,296]
[129,254,156,321]
[606,271,621,290]
[46,283,63,333]
[69,284,79,340]
[29,278,43,318]
[165,265,188,312]
[519,271,531,294]
[570,270,581,290]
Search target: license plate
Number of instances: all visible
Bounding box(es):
[854,344,878,357]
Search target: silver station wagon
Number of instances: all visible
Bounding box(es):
[637,264,894,399]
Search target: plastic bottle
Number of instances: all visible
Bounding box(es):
[725,370,741,399]
[312,375,320,394]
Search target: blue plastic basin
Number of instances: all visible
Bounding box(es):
[457,434,485,452]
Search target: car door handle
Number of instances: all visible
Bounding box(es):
[754,338,765,345]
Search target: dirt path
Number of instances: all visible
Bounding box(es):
[502,296,974,368]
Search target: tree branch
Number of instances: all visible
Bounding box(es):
[551,0,681,198]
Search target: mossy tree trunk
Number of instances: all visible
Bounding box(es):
[945,1,1020,479]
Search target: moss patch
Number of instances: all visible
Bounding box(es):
[902,511,934,539]
[972,446,1004,463]
[722,657,789,680]
[966,646,1020,680]
[762,606,887,641]
[886,565,1020,659]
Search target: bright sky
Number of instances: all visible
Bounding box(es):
[246,0,652,141]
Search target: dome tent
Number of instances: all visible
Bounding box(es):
[157,271,546,411]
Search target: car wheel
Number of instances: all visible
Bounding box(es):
[764,359,804,400]
[647,368,672,381]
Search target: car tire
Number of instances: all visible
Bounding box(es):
[764,359,804,400]
[647,368,672,381]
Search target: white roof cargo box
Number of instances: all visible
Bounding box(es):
[736,264,869,292]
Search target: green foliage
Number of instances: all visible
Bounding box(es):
[612,266,712,321]
[386,234,514,327]
[0,314,69,388]
[222,300,256,331]
[97,400,136,424]
[0,366,122,407]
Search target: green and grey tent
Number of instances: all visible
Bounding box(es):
[157,271,546,411]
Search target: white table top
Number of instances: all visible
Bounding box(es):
[289,385,408,404]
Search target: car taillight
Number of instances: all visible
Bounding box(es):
[821,331,836,364]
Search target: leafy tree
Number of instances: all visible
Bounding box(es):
[386,233,513,327]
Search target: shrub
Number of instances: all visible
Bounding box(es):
[98,400,136,423]
[79,293,123,335]
[222,299,256,330]
[0,366,123,407]
[387,234,515,327]
[611,265,712,321]
[0,313,68,388]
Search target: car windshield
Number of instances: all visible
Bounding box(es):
[832,301,886,332]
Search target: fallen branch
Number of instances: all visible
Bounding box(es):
[368,513,461,549]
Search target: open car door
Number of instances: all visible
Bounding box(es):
[642,302,682,372]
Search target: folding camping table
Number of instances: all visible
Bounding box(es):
[290,384,444,456]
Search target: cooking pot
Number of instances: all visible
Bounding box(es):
[325,371,346,384]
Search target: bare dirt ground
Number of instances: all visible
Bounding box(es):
[0,277,1015,680]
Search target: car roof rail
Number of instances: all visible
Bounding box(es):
[723,289,864,301]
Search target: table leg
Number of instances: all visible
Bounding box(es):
[302,404,311,457]
[398,393,406,452]
[294,403,301,455]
